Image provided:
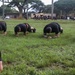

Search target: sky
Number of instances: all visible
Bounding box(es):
[41,0,58,5]
[0,0,58,6]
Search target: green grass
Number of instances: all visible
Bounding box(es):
[0,19,75,75]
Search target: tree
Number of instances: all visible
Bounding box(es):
[54,0,75,17]
[1,5,18,13]
[8,0,26,18]
[8,0,44,18]
[42,5,51,13]
[0,7,2,16]
[30,0,45,13]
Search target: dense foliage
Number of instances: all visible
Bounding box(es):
[54,0,75,16]
[7,0,44,18]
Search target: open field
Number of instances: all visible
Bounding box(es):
[0,19,75,75]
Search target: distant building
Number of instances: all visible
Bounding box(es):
[31,13,56,19]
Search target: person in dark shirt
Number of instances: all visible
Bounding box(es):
[0,21,7,35]
[0,51,3,72]
[43,22,63,38]
[14,24,27,36]
[14,23,36,36]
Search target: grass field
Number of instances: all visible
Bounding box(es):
[0,19,75,75]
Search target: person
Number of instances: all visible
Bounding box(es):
[43,22,63,38]
[0,51,3,72]
[0,21,7,35]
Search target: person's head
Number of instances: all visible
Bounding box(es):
[60,27,63,33]
[33,28,36,33]
[31,27,36,33]
[29,27,36,33]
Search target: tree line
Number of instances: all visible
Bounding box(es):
[0,0,75,18]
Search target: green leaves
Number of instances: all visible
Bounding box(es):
[54,0,75,13]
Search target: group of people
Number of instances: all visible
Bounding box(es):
[0,21,63,72]
[0,21,63,38]
[0,21,36,36]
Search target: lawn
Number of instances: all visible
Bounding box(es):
[0,19,75,75]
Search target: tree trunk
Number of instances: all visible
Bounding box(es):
[18,7,23,19]
[18,12,23,19]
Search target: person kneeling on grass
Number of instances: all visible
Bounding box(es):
[43,22,63,38]
[14,23,27,36]
[14,23,36,36]
[0,21,7,35]
[0,52,3,72]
